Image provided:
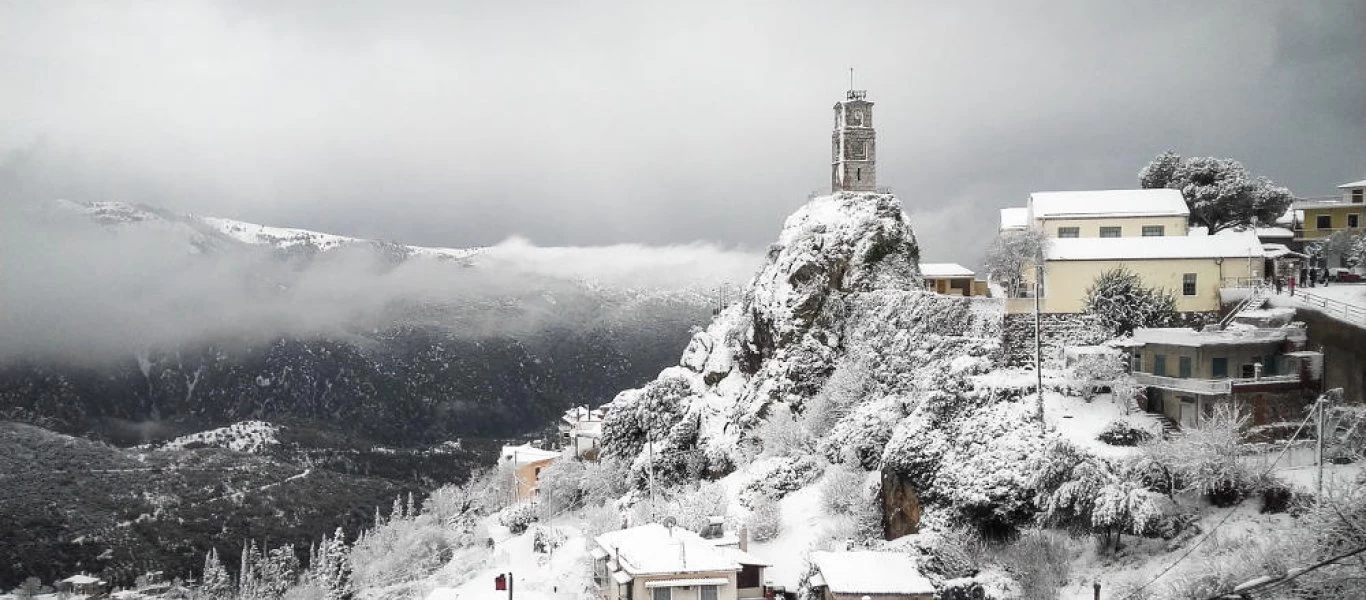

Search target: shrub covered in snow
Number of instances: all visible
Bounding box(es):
[498,502,539,534]
[820,464,869,516]
[753,402,812,457]
[1083,267,1178,336]
[1140,404,1257,506]
[739,454,824,507]
[1097,418,1155,446]
[746,494,783,542]
[537,458,589,515]
[817,395,907,469]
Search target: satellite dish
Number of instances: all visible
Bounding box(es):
[662,516,678,529]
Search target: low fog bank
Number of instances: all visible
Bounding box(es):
[0,201,761,364]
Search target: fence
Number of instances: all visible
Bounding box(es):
[1295,289,1366,328]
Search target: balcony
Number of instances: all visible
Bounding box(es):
[1133,372,1302,396]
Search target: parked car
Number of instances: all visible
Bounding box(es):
[1330,268,1362,282]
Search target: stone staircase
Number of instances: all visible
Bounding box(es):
[1218,285,1269,328]
[1126,394,1180,437]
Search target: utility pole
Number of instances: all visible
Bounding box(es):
[1035,263,1044,431]
[1317,396,1326,497]
[647,435,657,520]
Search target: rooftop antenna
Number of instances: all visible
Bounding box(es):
[849,67,854,91]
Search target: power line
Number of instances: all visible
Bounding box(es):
[1120,403,1321,599]
[1204,543,1366,599]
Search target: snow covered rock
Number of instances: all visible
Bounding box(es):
[601,192,1007,479]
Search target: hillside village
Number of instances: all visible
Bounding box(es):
[7,88,1366,600]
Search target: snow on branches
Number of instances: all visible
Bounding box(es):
[1083,267,1177,336]
[1140,151,1295,233]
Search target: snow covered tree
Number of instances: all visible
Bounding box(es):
[16,577,42,600]
[239,540,263,600]
[1083,267,1177,336]
[983,228,1047,298]
[600,376,692,461]
[746,494,783,542]
[1139,151,1294,233]
[1141,404,1254,506]
[536,458,589,515]
[258,544,301,599]
[1312,229,1366,268]
[753,402,812,457]
[307,528,351,600]
[199,547,233,600]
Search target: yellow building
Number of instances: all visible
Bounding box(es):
[920,263,987,296]
[1000,189,1265,314]
[1294,178,1365,243]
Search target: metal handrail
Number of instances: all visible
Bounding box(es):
[1132,372,1232,395]
[1295,289,1366,327]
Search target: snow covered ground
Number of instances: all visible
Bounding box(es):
[423,521,589,600]
[1265,282,1366,327]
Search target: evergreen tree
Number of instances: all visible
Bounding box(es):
[309,528,351,600]
[239,540,263,600]
[1083,267,1177,336]
[258,544,301,599]
[200,548,234,600]
[1139,151,1294,233]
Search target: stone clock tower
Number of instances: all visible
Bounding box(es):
[831,89,876,193]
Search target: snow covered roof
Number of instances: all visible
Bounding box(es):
[1254,227,1294,239]
[595,524,741,576]
[1262,244,1306,259]
[1338,179,1366,189]
[717,546,771,567]
[498,443,560,465]
[999,207,1028,231]
[920,262,975,278]
[1045,229,1263,261]
[62,575,102,585]
[810,551,934,595]
[1029,189,1189,219]
[1129,326,1297,348]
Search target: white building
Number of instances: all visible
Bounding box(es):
[593,523,769,600]
[559,405,605,459]
[809,551,934,600]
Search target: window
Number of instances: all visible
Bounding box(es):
[1132,353,1143,373]
[1100,226,1122,238]
[1178,356,1192,378]
[700,586,719,600]
[1316,215,1333,229]
[1057,227,1080,238]
[1142,225,1165,237]
[1241,364,1256,378]
[1212,357,1228,378]
[1154,354,1167,376]
[1183,273,1197,296]
[856,168,862,181]
[1354,189,1364,203]
[1350,214,1360,229]
[652,587,670,600]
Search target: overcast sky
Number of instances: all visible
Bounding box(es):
[2,1,1363,263]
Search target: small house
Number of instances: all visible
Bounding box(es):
[809,551,934,600]
[593,523,769,600]
[59,574,106,597]
[1293,178,1364,245]
[920,263,987,297]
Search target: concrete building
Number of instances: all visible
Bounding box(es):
[1293,178,1365,244]
[808,551,934,600]
[558,406,605,459]
[1118,316,1323,428]
[831,89,875,193]
[998,189,1265,314]
[593,523,769,600]
[498,443,560,501]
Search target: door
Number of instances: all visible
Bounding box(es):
[1179,397,1198,429]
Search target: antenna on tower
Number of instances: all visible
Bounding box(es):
[849,67,854,91]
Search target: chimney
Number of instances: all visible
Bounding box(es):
[739,525,749,552]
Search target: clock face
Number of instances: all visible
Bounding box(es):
[852,110,864,125]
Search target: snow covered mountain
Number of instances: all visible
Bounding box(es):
[63,199,481,260]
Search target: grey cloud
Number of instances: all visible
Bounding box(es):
[0,1,1363,267]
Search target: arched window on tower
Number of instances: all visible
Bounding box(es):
[856,168,862,181]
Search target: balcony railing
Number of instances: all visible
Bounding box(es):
[1133,372,1231,395]
[1133,371,1302,395]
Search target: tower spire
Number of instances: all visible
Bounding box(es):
[830,82,876,193]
